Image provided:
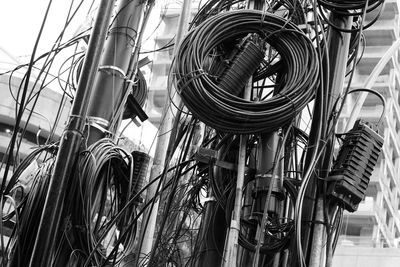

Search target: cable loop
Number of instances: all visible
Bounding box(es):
[173,10,320,134]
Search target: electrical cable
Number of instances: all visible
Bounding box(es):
[174,10,320,134]
[346,88,386,126]
[317,0,384,32]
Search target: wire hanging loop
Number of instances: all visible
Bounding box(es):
[347,88,386,128]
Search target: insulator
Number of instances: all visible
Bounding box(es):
[218,40,265,96]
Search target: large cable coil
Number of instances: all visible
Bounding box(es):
[174,10,320,134]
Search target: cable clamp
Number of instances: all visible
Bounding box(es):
[87,116,111,134]
[230,220,240,231]
[99,65,127,79]
[99,65,139,87]
[125,79,137,86]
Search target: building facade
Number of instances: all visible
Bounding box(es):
[0,47,71,168]
[337,0,400,250]
[146,1,199,126]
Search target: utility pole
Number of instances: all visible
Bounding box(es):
[221,126,249,267]
[308,13,352,267]
[27,0,150,265]
[241,2,282,267]
[86,0,147,145]
[27,1,116,265]
[137,0,193,265]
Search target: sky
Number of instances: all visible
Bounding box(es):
[0,1,96,58]
[0,0,168,57]
[0,0,167,155]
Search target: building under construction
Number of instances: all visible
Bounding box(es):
[0,0,399,266]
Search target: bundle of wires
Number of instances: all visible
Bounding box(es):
[267,0,306,25]
[174,10,320,134]
[317,0,384,31]
[191,0,247,27]
[69,139,136,266]
[317,0,383,14]
[7,146,58,267]
[192,0,305,27]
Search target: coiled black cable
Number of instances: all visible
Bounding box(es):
[174,10,320,134]
[122,69,148,120]
[132,69,147,108]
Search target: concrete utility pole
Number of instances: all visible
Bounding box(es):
[86,0,147,145]
[308,14,352,267]
[27,1,116,266]
[27,0,151,265]
[137,0,193,265]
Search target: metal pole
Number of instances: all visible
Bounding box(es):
[345,38,400,131]
[194,192,227,267]
[308,14,352,267]
[137,0,192,264]
[308,198,326,267]
[326,16,353,115]
[86,0,147,145]
[222,134,248,267]
[252,133,280,267]
[28,1,116,265]
[170,122,204,230]
[221,82,252,267]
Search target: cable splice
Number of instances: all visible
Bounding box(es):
[218,38,265,96]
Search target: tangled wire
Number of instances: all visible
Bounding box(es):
[174,10,320,134]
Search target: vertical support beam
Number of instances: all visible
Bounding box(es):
[194,193,227,267]
[86,0,146,145]
[27,1,116,266]
[221,82,252,267]
[308,198,326,267]
[137,0,192,264]
[307,14,352,267]
[222,134,248,267]
[251,133,280,267]
[326,16,353,116]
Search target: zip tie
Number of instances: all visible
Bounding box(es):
[99,65,139,87]
[125,79,137,86]
[87,116,112,135]
[229,220,240,231]
[99,65,127,79]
